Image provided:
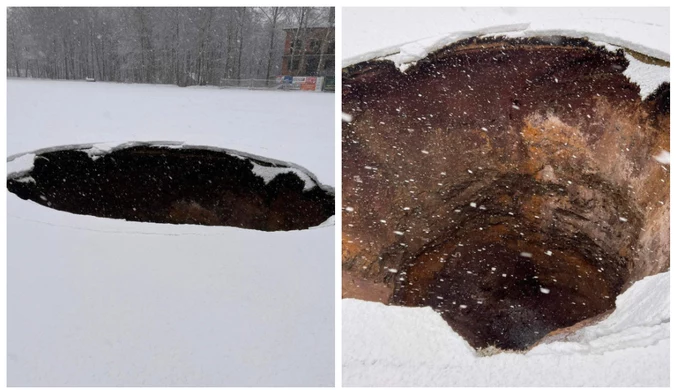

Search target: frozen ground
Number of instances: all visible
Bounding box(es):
[343,272,669,387]
[342,7,669,387]
[7,79,334,386]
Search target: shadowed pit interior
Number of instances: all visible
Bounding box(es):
[7,145,334,232]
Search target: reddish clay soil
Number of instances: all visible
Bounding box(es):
[342,36,669,350]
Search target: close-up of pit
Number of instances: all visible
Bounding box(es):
[342,36,669,351]
[7,144,335,232]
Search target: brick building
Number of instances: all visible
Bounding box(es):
[281,26,335,77]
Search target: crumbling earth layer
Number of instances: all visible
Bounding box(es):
[342,36,669,350]
[8,145,334,231]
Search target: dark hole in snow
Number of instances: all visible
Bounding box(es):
[390,174,630,351]
[7,145,334,231]
[342,36,669,351]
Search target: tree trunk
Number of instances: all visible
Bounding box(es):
[316,8,334,76]
[64,41,70,79]
[263,7,280,84]
[297,8,311,75]
[235,8,246,80]
[288,8,306,76]
[174,9,181,85]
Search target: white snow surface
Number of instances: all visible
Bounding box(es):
[7,152,36,175]
[343,8,669,67]
[623,53,670,99]
[343,272,669,387]
[8,79,334,185]
[7,79,334,386]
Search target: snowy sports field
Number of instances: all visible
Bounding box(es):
[342,7,669,387]
[7,79,335,386]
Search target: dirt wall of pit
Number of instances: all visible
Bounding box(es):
[341,36,669,350]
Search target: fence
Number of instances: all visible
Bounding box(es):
[219,78,281,90]
[220,76,334,92]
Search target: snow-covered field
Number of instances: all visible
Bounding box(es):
[8,79,334,185]
[7,79,335,386]
[342,7,669,387]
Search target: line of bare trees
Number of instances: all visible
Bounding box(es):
[7,7,334,86]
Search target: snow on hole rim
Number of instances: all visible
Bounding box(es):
[7,142,335,232]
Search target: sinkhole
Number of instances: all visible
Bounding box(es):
[7,143,334,231]
[341,36,670,351]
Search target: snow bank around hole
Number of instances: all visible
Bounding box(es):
[354,26,669,100]
[537,271,669,355]
[83,141,185,159]
[342,272,669,387]
[378,23,529,71]
[623,52,670,99]
[83,141,125,160]
[347,26,670,70]
[251,161,317,191]
[343,8,669,67]
[343,9,669,100]
[7,153,36,176]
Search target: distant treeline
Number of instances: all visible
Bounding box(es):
[7,7,334,86]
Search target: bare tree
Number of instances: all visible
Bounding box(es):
[316,8,334,76]
[259,7,284,83]
[7,6,333,85]
[287,7,308,76]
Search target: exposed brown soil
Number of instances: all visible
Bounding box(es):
[342,36,670,350]
[342,271,392,304]
[7,145,334,231]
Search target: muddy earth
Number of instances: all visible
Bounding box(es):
[7,145,334,231]
[342,36,670,350]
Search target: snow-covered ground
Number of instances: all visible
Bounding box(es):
[7,79,334,185]
[342,7,669,387]
[343,7,669,67]
[7,79,335,386]
[343,272,669,387]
